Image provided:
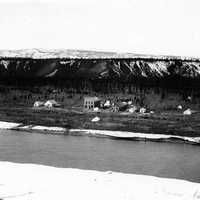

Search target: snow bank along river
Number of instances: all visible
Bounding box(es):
[0,162,200,200]
[0,121,200,144]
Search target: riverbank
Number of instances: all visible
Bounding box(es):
[0,161,200,200]
[1,105,200,137]
[0,121,200,145]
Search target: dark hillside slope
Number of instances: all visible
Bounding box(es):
[0,49,200,85]
[0,49,199,93]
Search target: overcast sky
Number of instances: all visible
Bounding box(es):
[0,0,200,57]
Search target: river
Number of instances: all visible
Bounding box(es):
[0,129,200,182]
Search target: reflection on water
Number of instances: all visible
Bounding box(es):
[0,130,200,182]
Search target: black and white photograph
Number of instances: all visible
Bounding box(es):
[0,0,200,199]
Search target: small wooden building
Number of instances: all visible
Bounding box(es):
[84,97,101,110]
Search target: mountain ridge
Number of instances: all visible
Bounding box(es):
[0,49,200,80]
[0,48,199,61]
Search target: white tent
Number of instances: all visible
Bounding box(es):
[33,101,44,107]
[44,100,60,108]
[91,116,100,122]
[183,108,192,115]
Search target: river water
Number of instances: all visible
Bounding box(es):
[0,130,200,182]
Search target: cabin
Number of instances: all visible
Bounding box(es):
[84,97,101,110]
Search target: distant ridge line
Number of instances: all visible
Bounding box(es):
[0,49,199,61]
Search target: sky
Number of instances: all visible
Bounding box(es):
[0,0,200,57]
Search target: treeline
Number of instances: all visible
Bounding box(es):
[0,77,199,110]
[0,76,199,91]
[0,77,198,100]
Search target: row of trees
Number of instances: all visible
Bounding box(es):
[0,77,199,110]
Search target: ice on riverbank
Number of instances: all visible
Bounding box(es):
[0,121,200,144]
[32,126,66,132]
[0,162,199,200]
[0,121,21,129]
[0,121,66,132]
[69,129,200,144]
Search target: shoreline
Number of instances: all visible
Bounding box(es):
[0,161,200,200]
[0,121,200,145]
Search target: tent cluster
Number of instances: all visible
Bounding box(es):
[84,97,150,115]
[34,100,61,108]
[85,96,195,118]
